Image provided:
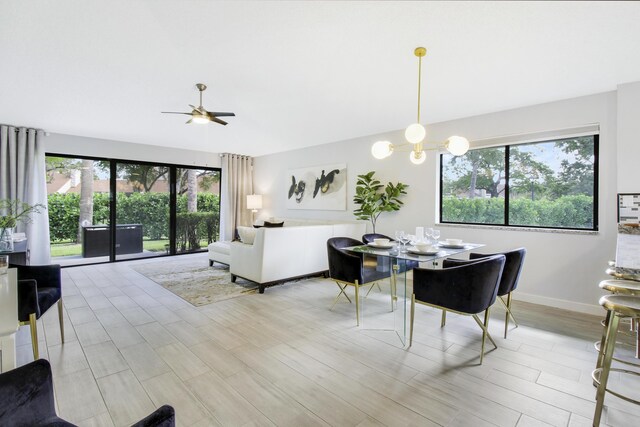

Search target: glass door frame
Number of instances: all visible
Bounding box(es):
[46,152,221,266]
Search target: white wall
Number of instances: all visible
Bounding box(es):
[45,133,222,168]
[617,81,640,192]
[253,91,619,314]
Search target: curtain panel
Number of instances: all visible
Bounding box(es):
[220,153,253,241]
[0,125,51,264]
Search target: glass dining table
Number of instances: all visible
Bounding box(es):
[344,242,485,347]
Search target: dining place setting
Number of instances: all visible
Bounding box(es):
[362,227,478,260]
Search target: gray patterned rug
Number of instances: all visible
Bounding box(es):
[131,258,257,307]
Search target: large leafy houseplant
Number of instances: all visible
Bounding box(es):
[353,171,408,233]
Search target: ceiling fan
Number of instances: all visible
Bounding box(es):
[162,83,235,125]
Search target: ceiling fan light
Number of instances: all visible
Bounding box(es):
[409,150,426,165]
[192,115,209,124]
[446,135,470,156]
[371,140,393,159]
[405,123,426,144]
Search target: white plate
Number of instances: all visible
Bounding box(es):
[367,242,395,249]
[439,242,466,249]
[408,248,440,255]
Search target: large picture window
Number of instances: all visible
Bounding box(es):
[45,154,221,266]
[440,135,598,231]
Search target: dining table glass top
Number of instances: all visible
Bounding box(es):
[345,242,485,261]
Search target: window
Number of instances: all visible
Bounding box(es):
[440,135,598,230]
[46,154,221,266]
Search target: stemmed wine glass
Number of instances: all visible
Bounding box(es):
[395,230,410,252]
[425,227,434,244]
[432,229,441,244]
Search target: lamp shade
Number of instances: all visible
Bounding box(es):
[405,123,426,144]
[446,135,470,156]
[247,194,263,211]
[371,140,393,159]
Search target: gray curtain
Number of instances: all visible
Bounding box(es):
[220,153,253,241]
[0,125,51,264]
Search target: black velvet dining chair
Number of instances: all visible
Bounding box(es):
[444,248,526,338]
[11,263,64,360]
[0,359,176,426]
[410,254,505,364]
[327,237,392,326]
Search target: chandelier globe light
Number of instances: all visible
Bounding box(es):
[371,46,470,164]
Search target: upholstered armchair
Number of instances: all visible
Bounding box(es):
[327,237,392,325]
[445,248,526,338]
[410,254,505,364]
[0,359,176,426]
[11,264,64,360]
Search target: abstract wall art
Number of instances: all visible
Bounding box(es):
[286,163,347,210]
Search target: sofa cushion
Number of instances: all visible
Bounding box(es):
[237,226,258,244]
[264,221,284,228]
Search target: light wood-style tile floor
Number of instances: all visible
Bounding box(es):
[13,253,640,427]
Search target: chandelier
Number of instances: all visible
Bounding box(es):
[371,47,470,165]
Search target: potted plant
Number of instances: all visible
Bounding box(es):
[353,171,408,233]
[0,199,45,252]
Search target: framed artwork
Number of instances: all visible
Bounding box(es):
[618,193,640,224]
[286,163,347,210]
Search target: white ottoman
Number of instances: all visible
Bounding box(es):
[208,241,231,266]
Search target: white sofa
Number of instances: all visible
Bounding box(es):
[230,218,366,293]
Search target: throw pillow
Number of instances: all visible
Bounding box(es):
[264,221,284,228]
[237,226,258,244]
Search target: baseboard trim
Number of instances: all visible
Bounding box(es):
[514,292,603,316]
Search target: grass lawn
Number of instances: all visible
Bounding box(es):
[50,239,208,257]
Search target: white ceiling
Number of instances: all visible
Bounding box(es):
[1,1,639,157]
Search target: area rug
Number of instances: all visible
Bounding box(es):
[131,258,258,306]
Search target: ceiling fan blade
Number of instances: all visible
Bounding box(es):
[186,118,193,124]
[207,111,235,117]
[161,111,191,115]
[210,116,228,126]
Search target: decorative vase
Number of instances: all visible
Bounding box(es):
[0,228,14,252]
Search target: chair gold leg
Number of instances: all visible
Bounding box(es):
[409,294,415,347]
[480,308,490,365]
[499,293,518,339]
[331,283,352,309]
[594,312,620,425]
[355,280,360,327]
[472,313,498,349]
[441,310,447,327]
[365,282,377,298]
[58,299,65,343]
[29,313,39,360]
[596,310,612,371]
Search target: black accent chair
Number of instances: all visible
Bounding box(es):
[0,359,175,426]
[444,248,526,338]
[11,264,64,360]
[327,237,392,326]
[361,233,419,273]
[410,254,505,364]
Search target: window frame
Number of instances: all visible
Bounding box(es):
[45,152,222,266]
[438,134,599,232]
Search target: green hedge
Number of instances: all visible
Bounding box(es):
[442,195,593,229]
[48,192,220,242]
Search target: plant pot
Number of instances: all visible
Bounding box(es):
[0,228,14,252]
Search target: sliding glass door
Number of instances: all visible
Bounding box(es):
[115,162,171,261]
[176,168,221,254]
[46,154,221,266]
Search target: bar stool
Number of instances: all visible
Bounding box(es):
[593,295,640,426]
[598,279,640,359]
